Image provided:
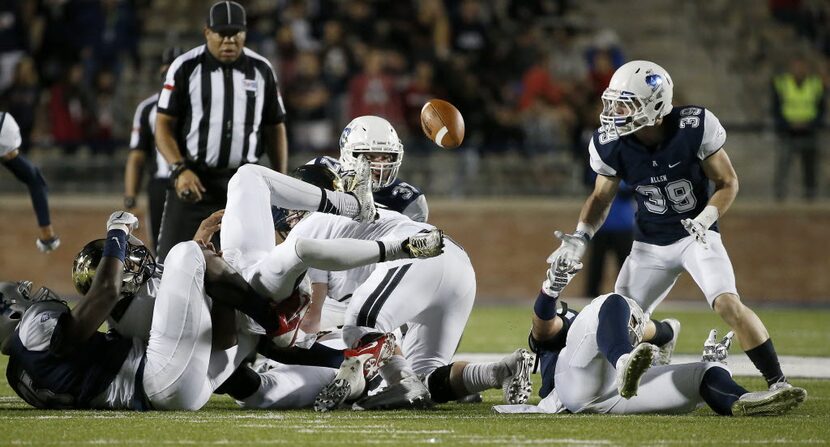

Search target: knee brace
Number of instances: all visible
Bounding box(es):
[426,364,459,404]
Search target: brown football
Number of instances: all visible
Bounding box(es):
[420,99,465,149]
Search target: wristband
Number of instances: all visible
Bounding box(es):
[102,229,128,262]
[534,291,559,320]
[694,205,720,229]
[169,161,190,184]
[576,222,596,242]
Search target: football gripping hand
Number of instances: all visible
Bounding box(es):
[681,218,709,249]
[107,211,139,234]
[546,231,588,273]
[543,259,582,297]
[702,329,735,363]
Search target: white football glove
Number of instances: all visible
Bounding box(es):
[546,231,588,273]
[542,258,582,297]
[702,329,735,363]
[107,211,139,235]
[681,218,709,249]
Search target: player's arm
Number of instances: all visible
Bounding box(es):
[123,150,145,210]
[700,148,739,217]
[300,282,328,334]
[261,68,288,173]
[52,212,138,357]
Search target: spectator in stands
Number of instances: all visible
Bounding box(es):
[90,69,122,156]
[1,56,40,154]
[402,60,437,154]
[285,51,332,153]
[48,63,94,154]
[414,0,451,60]
[0,0,29,93]
[585,29,625,71]
[587,49,616,98]
[450,0,490,67]
[347,48,404,127]
[75,0,140,82]
[772,55,826,201]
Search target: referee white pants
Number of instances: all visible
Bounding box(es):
[554,295,724,414]
[343,242,476,376]
[615,231,738,315]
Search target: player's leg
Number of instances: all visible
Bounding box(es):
[614,241,683,315]
[142,241,215,410]
[222,363,337,409]
[683,232,787,387]
[1,149,59,251]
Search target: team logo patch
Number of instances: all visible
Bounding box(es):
[244,79,257,92]
[645,74,663,92]
[339,127,351,149]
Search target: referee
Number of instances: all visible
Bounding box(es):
[123,47,184,253]
[154,1,288,261]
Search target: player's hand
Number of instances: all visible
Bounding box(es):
[107,211,139,234]
[702,329,735,363]
[176,169,206,203]
[542,258,582,297]
[546,231,588,273]
[194,209,224,252]
[681,218,709,249]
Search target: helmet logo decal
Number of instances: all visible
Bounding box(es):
[339,127,351,149]
[645,74,663,92]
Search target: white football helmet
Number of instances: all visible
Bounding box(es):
[623,296,647,345]
[600,60,673,137]
[339,115,403,190]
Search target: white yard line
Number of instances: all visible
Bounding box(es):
[453,353,830,379]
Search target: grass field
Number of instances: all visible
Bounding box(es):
[1,306,828,447]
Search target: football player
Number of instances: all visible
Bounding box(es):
[494,266,806,416]
[0,111,60,252]
[0,211,323,410]
[548,60,792,391]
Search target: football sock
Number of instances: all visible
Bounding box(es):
[294,238,387,270]
[379,355,418,385]
[745,339,786,387]
[214,365,262,400]
[461,362,504,393]
[699,366,747,416]
[3,155,50,226]
[597,294,634,367]
[426,364,458,403]
[534,290,559,320]
[319,188,361,218]
[649,319,675,346]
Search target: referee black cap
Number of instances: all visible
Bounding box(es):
[207,1,246,35]
[161,47,184,66]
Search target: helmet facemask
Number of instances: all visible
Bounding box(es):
[72,240,158,298]
[599,67,672,138]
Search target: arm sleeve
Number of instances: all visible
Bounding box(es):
[262,67,286,125]
[588,138,617,176]
[698,109,727,160]
[0,113,22,156]
[17,310,61,352]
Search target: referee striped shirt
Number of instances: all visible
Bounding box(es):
[129,93,170,178]
[157,44,286,169]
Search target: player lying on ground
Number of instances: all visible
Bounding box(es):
[249,164,533,411]
[0,111,60,252]
[494,263,807,416]
[548,60,793,392]
[0,211,326,410]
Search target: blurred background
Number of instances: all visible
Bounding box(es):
[0,0,828,304]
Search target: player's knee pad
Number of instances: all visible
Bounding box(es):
[425,364,458,404]
[3,154,46,189]
[214,365,262,400]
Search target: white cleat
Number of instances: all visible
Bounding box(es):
[36,236,60,253]
[501,349,534,404]
[404,229,445,259]
[655,318,680,365]
[616,343,656,399]
[347,155,377,223]
[314,355,370,412]
[353,375,432,410]
[732,385,807,416]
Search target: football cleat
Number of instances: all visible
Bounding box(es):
[501,348,534,404]
[654,318,681,365]
[616,343,656,399]
[314,355,368,412]
[36,236,61,253]
[404,229,445,259]
[353,375,432,411]
[346,155,377,223]
[268,290,311,348]
[343,332,397,382]
[732,385,807,416]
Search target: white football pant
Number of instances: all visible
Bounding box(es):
[553,295,724,414]
[615,231,738,314]
[342,241,476,376]
[238,364,337,409]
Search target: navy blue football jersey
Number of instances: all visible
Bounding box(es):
[531,308,578,399]
[306,156,429,222]
[588,106,727,245]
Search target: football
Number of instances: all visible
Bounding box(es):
[420,99,465,149]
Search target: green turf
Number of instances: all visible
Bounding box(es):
[461,305,830,356]
[0,306,827,446]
